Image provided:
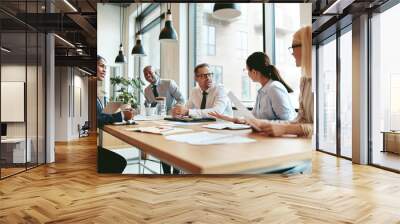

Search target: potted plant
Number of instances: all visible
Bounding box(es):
[110,76,145,110]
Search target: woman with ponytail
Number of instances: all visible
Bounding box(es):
[210,52,296,122]
[248,26,313,138]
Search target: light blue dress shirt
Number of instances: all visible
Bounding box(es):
[252,80,296,121]
[144,78,185,113]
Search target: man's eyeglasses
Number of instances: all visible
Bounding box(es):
[288,44,302,54]
[196,72,213,79]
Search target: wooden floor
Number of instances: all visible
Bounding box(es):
[1,136,400,223]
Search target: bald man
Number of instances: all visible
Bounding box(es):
[143,65,185,114]
[143,65,184,174]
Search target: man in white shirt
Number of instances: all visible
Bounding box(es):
[172,63,232,118]
[143,65,185,114]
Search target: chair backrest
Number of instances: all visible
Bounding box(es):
[97,146,127,173]
[82,121,90,129]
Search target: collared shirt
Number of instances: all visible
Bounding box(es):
[186,84,233,118]
[144,79,185,112]
[252,80,296,121]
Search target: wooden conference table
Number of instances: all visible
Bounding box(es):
[101,121,312,174]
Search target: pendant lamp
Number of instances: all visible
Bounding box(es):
[131,34,146,56]
[213,3,241,21]
[115,3,126,63]
[131,3,146,56]
[159,3,178,42]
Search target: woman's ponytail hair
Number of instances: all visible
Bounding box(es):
[246,52,293,93]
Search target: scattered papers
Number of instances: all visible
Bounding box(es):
[203,123,251,130]
[228,92,255,119]
[160,121,200,126]
[126,126,192,135]
[165,131,256,145]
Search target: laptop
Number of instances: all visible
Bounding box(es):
[164,116,216,123]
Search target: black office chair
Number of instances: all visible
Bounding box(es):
[78,121,90,138]
[97,146,127,173]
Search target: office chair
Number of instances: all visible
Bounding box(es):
[97,146,127,173]
[78,121,90,138]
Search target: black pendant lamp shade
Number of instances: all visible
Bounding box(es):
[213,3,241,21]
[131,34,146,56]
[115,44,126,63]
[159,7,178,42]
[115,4,126,63]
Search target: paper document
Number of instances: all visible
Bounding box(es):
[157,121,200,126]
[103,102,123,114]
[203,123,251,130]
[134,114,164,121]
[228,92,255,119]
[165,131,256,145]
[126,126,192,135]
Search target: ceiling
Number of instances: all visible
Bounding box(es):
[0,0,100,72]
[1,0,395,72]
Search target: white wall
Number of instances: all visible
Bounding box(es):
[97,4,121,101]
[54,67,89,141]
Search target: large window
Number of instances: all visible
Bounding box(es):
[316,26,353,159]
[340,28,352,158]
[371,3,400,171]
[139,5,161,76]
[194,3,264,104]
[317,36,337,155]
[275,4,303,108]
[193,3,310,107]
[203,25,216,56]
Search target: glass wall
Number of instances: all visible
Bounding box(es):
[317,36,337,155]
[371,3,400,171]
[0,1,46,179]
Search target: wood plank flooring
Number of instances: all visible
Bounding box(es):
[1,135,400,223]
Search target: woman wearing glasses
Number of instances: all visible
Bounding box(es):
[210,51,296,122]
[248,26,313,138]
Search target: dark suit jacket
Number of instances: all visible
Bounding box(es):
[97,97,122,129]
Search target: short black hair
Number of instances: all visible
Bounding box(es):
[194,63,209,74]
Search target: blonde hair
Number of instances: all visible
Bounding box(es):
[293,26,312,78]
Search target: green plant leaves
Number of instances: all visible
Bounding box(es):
[110,76,143,108]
